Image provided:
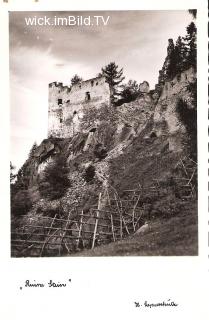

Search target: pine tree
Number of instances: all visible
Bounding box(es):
[184,22,197,69]
[15,162,30,191]
[174,36,187,73]
[28,142,38,158]
[10,162,16,183]
[158,39,176,85]
[71,74,83,86]
[188,9,197,19]
[100,62,125,103]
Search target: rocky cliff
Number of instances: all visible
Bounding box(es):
[153,67,196,152]
[11,67,197,257]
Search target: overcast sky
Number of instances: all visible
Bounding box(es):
[10,10,192,171]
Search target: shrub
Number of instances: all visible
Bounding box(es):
[11,190,32,216]
[83,165,95,183]
[176,95,197,160]
[39,154,71,200]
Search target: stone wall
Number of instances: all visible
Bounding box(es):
[139,81,150,93]
[69,76,110,105]
[48,76,110,138]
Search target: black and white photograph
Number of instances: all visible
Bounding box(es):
[10,10,198,257]
[1,0,209,319]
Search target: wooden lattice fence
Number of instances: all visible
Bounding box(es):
[11,158,197,257]
[11,187,148,257]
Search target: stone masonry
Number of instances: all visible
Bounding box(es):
[48,76,110,138]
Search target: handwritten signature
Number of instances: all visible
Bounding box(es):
[134,299,178,308]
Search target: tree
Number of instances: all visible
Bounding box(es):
[28,142,38,158]
[174,36,187,74]
[184,22,197,69]
[100,62,125,103]
[188,9,197,19]
[10,162,16,183]
[11,189,32,216]
[157,38,176,86]
[156,22,197,96]
[14,161,30,191]
[39,154,71,200]
[120,80,140,102]
[10,163,33,216]
[70,74,83,86]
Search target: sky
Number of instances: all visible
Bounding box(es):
[10,10,192,171]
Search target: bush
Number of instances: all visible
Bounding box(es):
[176,95,197,160]
[83,165,95,183]
[11,190,32,216]
[39,154,71,200]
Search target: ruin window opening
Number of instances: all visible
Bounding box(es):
[60,119,63,123]
[91,80,94,87]
[85,92,91,101]
[96,82,98,86]
[73,111,77,115]
[58,98,63,105]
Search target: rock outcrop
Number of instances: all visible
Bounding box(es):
[153,67,196,152]
[11,67,197,257]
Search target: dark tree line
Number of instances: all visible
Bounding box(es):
[157,22,197,90]
[10,142,39,216]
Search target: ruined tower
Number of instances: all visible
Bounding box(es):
[48,76,110,138]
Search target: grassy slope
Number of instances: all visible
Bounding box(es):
[72,200,197,256]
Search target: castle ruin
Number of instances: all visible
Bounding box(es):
[48,76,110,138]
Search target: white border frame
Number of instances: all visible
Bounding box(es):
[0,1,208,319]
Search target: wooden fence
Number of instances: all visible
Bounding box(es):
[11,187,147,257]
[11,157,197,257]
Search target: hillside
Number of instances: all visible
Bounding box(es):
[11,64,197,258]
[73,200,198,256]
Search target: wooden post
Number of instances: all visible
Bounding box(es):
[114,193,123,239]
[180,158,188,176]
[106,188,112,208]
[58,210,72,256]
[122,216,130,235]
[91,193,101,249]
[132,194,140,232]
[77,210,83,249]
[110,214,116,241]
[40,214,57,257]
[107,189,116,241]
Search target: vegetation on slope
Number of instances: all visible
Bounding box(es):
[10,17,197,257]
